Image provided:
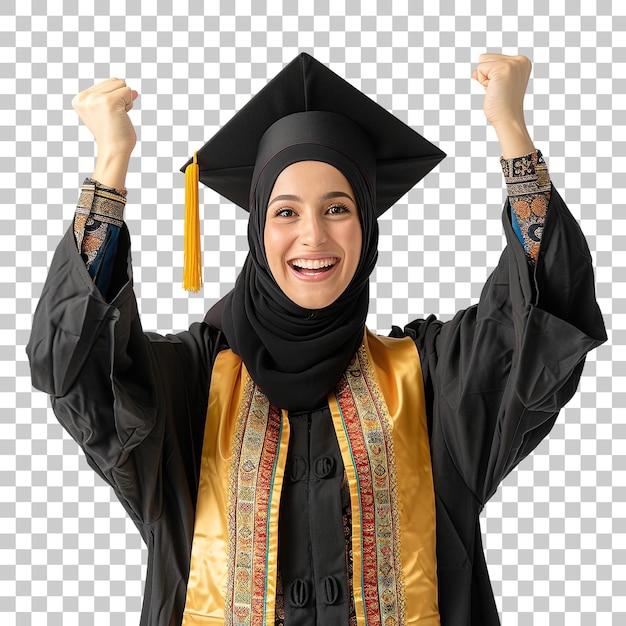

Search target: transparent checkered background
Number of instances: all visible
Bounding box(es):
[1,0,624,624]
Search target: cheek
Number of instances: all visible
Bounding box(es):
[344,225,362,274]
[263,226,284,275]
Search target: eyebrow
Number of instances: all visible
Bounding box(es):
[268,191,356,206]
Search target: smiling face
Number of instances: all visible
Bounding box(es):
[263,160,362,310]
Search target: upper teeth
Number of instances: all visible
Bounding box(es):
[292,258,336,270]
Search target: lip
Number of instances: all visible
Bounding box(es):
[288,254,339,262]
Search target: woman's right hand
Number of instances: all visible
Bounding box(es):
[72,79,139,188]
[72,78,138,155]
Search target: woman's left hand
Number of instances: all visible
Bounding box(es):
[472,53,532,129]
[472,53,535,158]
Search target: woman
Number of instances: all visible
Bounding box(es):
[27,53,606,625]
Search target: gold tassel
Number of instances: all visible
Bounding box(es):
[183,151,202,291]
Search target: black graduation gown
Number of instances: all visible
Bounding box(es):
[26,184,606,625]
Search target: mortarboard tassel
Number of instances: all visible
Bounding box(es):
[183,151,202,291]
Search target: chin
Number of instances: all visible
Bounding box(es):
[290,292,339,310]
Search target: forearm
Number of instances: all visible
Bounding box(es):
[91,150,132,190]
[492,117,535,159]
[491,112,550,264]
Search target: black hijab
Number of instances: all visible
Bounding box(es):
[216,112,379,410]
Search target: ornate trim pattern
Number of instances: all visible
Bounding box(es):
[335,345,406,626]
[226,380,283,626]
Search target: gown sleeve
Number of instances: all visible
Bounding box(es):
[392,182,607,506]
[26,218,220,526]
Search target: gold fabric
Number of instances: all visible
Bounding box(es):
[182,348,245,624]
[183,349,290,625]
[183,331,439,625]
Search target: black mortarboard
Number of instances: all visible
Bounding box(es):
[180,52,445,290]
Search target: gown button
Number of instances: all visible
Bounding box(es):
[322,575,340,605]
[313,456,335,478]
[288,456,307,482]
[290,578,310,607]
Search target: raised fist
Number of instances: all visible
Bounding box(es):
[472,54,532,129]
[72,78,139,156]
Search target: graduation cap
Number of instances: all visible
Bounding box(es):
[180,52,445,291]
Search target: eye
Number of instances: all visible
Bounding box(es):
[274,207,297,218]
[327,203,350,215]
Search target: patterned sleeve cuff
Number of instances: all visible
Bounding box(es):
[499,149,551,195]
[80,177,127,221]
[499,150,552,263]
[74,178,127,266]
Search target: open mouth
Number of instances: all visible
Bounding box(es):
[290,257,338,275]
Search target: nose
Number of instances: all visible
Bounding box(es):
[298,212,327,247]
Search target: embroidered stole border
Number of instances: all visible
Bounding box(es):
[331,345,405,626]
[226,385,285,625]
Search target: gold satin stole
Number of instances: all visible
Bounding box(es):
[182,330,439,625]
